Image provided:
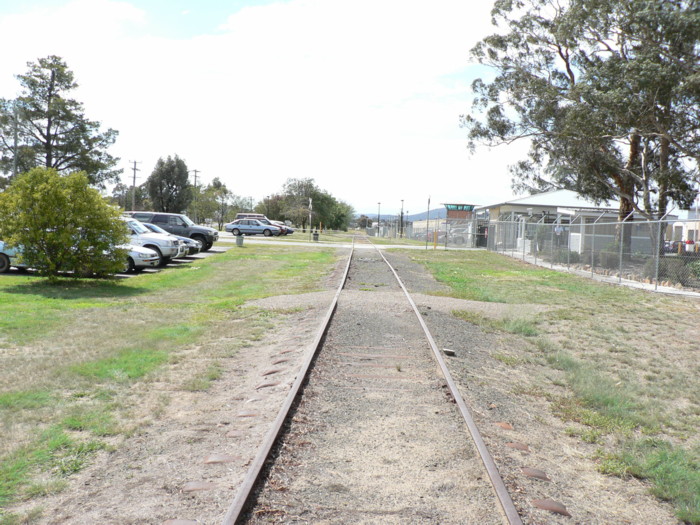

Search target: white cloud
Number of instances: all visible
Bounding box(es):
[0,0,524,215]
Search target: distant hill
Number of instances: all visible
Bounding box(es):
[355,209,446,222]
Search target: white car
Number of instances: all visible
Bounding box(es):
[121,217,182,266]
[0,240,159,275]
[122,244,160,273]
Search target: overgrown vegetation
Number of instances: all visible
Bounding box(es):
[408,249,699,523]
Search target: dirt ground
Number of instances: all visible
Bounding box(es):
[4,247,682,524]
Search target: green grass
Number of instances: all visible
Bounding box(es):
[453,310,539,336]
[181,362,224,392]
[598,440,700,524]
[0,244,338,510]
[0,391,53,411]
[404,249,699,523]
[70,348,169,382]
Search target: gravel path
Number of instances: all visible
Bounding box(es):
[244,250,502,524]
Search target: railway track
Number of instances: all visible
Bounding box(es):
[222,239,523,524]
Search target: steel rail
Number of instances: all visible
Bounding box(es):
[373,243,524,525]
[221,241,355,525]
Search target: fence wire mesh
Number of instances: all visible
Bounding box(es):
[487,216,700,290]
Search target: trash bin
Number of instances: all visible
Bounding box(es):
[313,231,319,242]
[236,235,244,247]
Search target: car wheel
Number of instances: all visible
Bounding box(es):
[145,245,163,267]
[232,228,241,236]
[263,229,272,237]
[193,235,208,252]
[125,257,135,273]
[0,253,10,273]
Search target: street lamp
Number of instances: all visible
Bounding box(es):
[377,202,381,238]
[400,199,404,238]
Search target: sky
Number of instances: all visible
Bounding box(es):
[0,0,529,216]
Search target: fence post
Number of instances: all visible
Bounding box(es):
[591,221,596,276]
[618,223,624,284]
[550,222,555,268]
[655,219,662,291]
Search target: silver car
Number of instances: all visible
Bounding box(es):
[225,219,282,237]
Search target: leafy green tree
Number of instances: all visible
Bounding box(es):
[146,155,192,213]
[326,200,354,231]
[256,194,287,220]
[0,56,120,188]
[0,167,128,280]
[283,178,317,230]
[463,0,699,223]
[111,182,148,211]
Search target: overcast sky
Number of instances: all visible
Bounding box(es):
[0,0,529,216]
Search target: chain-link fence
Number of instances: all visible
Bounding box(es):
[401,218,489,248]
[487,216,700,290]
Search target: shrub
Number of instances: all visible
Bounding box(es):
[643,257,691,285]
[598,243,620,269]
[551,248,580,264]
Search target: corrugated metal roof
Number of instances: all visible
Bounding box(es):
[477,189,618,211]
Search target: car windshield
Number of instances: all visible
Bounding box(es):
[180,215,195,226]
[145,223,168,234]
[128,220,150,234]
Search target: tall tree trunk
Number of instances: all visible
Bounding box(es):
[617,132,639,258]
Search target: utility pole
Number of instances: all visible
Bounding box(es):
[400,199,404,238]
[12,102,19,179]
[190,169,200,222]
[129,161,141,211]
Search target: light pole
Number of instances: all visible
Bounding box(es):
[400,199,404,238]
[377,202,381,238]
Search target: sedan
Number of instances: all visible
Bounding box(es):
[225,219,282,237]
[123,244,160,273]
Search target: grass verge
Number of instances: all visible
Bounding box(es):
[406,249,699,523]
[0,244,337,512]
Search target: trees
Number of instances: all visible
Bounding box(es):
[0,56,120,188]
[463,0,699,222]
[279,178,353,231]
[145,155,192,213]
[0,167,128,280]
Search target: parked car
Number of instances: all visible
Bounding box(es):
[271,220,294,235]
[122,244,161,273]
[0,241,26,273]
[121,217,182,267]
[141,223,202,255]
[124,212,218,251]
[225,219,282,236]
[0,239,159,275]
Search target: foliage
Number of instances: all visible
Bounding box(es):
[643,256,692,286]
[598,243,620,269]
[0,167,128,280]
[110,182,148,211]
[463,0,700,220]
[188,177,241,229]
[145,155,192,213]
[281,177,354,230]
[0,56,120,188]
[551,248,580,264]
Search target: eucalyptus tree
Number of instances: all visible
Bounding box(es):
[0,56,120,188]
[145,155,192,213]
[463,0,700,225]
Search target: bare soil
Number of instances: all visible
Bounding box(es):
[5,247,682,524]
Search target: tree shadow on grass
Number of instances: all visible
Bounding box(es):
[1,271,151,300]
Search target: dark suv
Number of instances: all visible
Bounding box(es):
[124,212,219,251]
